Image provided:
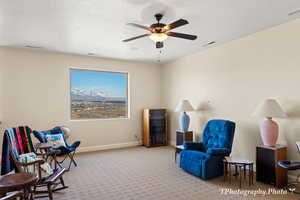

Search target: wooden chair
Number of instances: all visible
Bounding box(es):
[3,127,68,200]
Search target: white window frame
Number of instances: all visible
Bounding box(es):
[69,67,130,121]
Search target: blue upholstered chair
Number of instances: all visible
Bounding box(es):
[180,119,236,179]
[33,126,81,171]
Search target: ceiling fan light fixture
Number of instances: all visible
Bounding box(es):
[123,14,197,48]
[149,33,168,42]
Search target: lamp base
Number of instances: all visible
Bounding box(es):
[179,112,190,132]
[260,117,279,146]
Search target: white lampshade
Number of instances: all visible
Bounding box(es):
[175,100,194,112]
[252,99,287,118]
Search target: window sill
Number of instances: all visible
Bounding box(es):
[69,117,130,122]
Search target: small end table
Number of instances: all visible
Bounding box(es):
[175,145,184,163]
[174,131,193,163]
[223,156,254,188]
[0,173,38,200]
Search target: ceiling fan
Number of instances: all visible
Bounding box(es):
[123,13,197,48]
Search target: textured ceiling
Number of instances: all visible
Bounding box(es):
[0,0,300,63]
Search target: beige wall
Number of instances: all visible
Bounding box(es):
[1,19,300,162]
[0,48,162,151]
[162,19,300,163]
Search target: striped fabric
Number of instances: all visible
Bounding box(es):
[10,127,34,156]
[1,126,34,175]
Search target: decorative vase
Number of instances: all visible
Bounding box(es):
[179,112,190,132]
[260,117,279,146]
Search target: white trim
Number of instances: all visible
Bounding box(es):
[68,67,130,121]
[170,140,176,147]
[77,141,141,153]
[69,117,130,122]
[288,174,297,182]
[70,66,130,75]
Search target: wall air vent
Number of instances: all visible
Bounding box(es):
[202,41,216,47]
[24,45,42,49]
[288,9,300,16]
[87,53,95,56]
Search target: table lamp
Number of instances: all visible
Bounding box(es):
[252,99,287,146]
[175,100,194,132]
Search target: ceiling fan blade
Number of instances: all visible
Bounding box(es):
[166,19,189,30]
[156,42,163,49]
[166,32,197,40]
[126,23,153,32]
[122,34,150,42]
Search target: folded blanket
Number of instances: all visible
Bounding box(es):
[19,152,53,178]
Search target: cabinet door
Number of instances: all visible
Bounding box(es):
[149,109,166,146]
[256,147,276,185]
[150,119,165,145]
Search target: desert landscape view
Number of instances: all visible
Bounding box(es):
[71,100,127,119]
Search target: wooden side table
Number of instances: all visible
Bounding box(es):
[256,145,287,187]
[176,131,193,146]
[0,173,38,200]
[174,131,193,162]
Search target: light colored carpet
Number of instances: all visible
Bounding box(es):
[50,146,297,200]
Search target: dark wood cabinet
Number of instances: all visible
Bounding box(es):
[256,145,287,187]
[176,131,193,145]
[142,109,167,147]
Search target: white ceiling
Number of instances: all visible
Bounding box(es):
[0,0,300,63]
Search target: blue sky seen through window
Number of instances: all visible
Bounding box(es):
[71,70,127,98]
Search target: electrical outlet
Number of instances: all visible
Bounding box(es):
[134,134,140,141]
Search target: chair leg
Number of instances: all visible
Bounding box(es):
[56,151,78,171]
[47,184,53,200]
[60,155,68,164]
[60,177,65,187]
[67,157,72,171]
[65,152,78,171]
[69,152,77,166]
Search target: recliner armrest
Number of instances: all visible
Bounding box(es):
[206,148,229,156]
[183,142,206,151]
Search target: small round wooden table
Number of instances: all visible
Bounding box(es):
[0,173,38,200]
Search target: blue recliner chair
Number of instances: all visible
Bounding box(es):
[33,126,81,171]
[180,119,236,179]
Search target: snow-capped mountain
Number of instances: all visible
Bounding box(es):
[71,88,125,102]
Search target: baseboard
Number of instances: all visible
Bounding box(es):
[77,141,141,153]
[288,174,297,182]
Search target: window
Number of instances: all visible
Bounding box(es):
[70,69,128,120]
